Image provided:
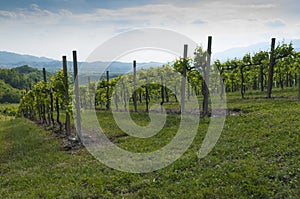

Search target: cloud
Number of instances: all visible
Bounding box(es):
[30,4,40,11]
[0,10,17,18]
[192,20,206,25]
[0,4,72,24]
[0,0,299,61]
[265,19,286,27]
[248,3,276,8]
[0,2,283,27]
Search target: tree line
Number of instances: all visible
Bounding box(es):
[0,65,52,103]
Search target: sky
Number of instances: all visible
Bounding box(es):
[0,0,299,62]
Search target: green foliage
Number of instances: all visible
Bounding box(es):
[0,65,53,103]
[215,41,298,98]
[0,65,51,90]
[0,103,18,121]
[92,49,208,111]
[14,65,40,74]
[0,80,21,103]
[16,66,73,140]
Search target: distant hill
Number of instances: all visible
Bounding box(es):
[0,51,55,64]
[214,39,300,62]
[0,51,165,76]
[1,39,299,72]
[78,61,165,81]
[0,51,63,73]
[14,65,41,74]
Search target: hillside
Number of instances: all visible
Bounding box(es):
[0,51,54,64]
[0,89,299,198]
[0,65,52,103]
[0,51,165,74]
[214,39,300,62]
[1,39,299,73]
[0,80,21,103]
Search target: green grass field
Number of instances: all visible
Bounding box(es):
[0,88,299,198]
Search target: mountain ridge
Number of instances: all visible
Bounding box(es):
[214,39,300,62]
[1,39,299,72]
[0,51,55,64]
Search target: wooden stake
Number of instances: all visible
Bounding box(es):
[145,79,149,113]
[267,38,276,98]
[160,75,165,112]
[133,60,137,112]
[73,50,81,142]
[42,68,47,124]
[181,44,188,113]
[203,36,212,117]
[106,71,110,110]
[88,76,92,109]
[63,56,71,136]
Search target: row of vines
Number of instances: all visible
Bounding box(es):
[18,57,72,135]
[17,38,300,141]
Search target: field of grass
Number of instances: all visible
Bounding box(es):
[0,88,299,198]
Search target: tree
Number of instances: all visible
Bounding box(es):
[0,80,21,103]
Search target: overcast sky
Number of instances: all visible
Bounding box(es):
[0,0,299,62]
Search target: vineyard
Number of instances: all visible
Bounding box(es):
[2,0,300,196]
[0,37,299,198]
[17,37,300,139]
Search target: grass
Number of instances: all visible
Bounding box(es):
[0,88,299,198]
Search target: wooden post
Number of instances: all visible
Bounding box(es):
[73,50,81,142]
[298,75,300,100]
[187,76,190,101]
[88,76,92,109]
[139,89,142,103]
[203,36,212,116]
[43,68,53,125]
[181,44,188,113]
[160,75,165,112]
[240,66,245,99]
[42,68,47,124]
[133,60,137,112]
[121,78,127,111]
[56,97,62,131]
[174,85,178,102]
[43,68,47,82]
[267,38,276,98]
[50,88,54,127]
[62,56,71,135]
[220,76,225,100]
[106,71,110,110]
[82,88,87,108]
[43,68,55,127]
[145,81,149,113]
[260,65,264,91]
[114,88,119,111]
[206,36,212,86]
